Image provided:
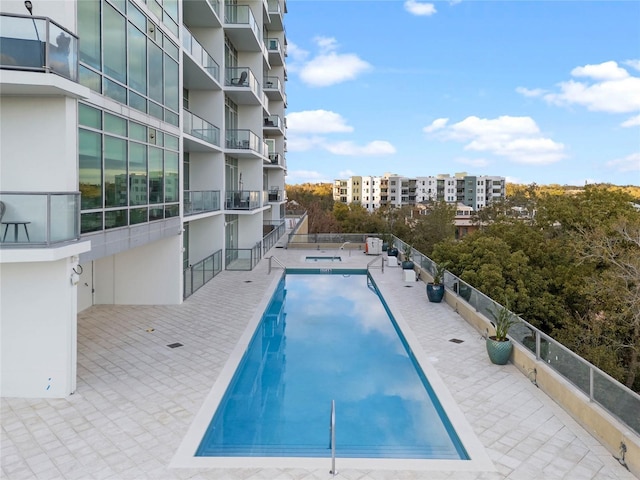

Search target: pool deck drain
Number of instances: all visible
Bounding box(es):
[1,248,636,480]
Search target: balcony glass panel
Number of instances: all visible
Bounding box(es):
[181,26,219,81]
[593,369,640,435]
[224,5,260,39]
[183,110,220,146]
[266,37,280,52]
[0,13,79,81]
[184,190,220,215]
[225,190,260,210]
[225,129,260,152]
[0,192,80,246]
[263,115,281,128]
[267,0,282,15]
[263,76,281,90]
[225,67,259,95]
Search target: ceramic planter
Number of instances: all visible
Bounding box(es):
[486,336,513,365]
[426,283,445,302]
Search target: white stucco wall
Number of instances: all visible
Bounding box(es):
[0,96,78,191]
[93,236,182,305]
[1,258,77,397]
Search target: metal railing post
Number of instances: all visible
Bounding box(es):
[329,399,336,475]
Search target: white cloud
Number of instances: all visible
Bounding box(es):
[425,115,566,165]
[625,59,640,71]
[516,86,546,98]
[339,169,357,177]
[534,61,640,114]
[287,110,354,133]
[455,157,490,168]
[284,42,309,73]
[423,118,449,132]
[571,61,629,81]
[286,135,324,152]
[297,37,372,87]
[621,114,640,128]
[325,140,396,156]
[286,170,331,184]
[605,152,640,173]
[404,0,437,16]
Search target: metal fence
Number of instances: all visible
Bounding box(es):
[391,235,640,436]
[183,249,222,299]
[262,220,285,255]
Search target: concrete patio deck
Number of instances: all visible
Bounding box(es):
[1,247,637,479]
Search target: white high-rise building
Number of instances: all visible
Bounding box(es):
[0,0,287,398]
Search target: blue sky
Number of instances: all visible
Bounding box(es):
[282,0,640,186]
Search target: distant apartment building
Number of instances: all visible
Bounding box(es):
[1,0,287,398]
[334,172,505,211]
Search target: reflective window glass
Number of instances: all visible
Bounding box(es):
[79,104,102,129]
[79,129,103,210]
[149,147,163,204]
[105,209,128,229]
[164,54,179,111]
[103,3,127,83]
[81,212,103,233]
[128,23,147,95]
[104,136,128,207]
[79,66,101,93]
[164,151,179,202]
[104,78,127,104]
[148,41,163,104]
[130,207,148,225]
[78,0,101,69]
[129,121,146,142]
[105,113,127,136]
[129,142,148,205]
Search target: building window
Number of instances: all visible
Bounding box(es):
[79,103,179,233]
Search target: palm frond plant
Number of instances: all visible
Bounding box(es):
[485,301,521,365]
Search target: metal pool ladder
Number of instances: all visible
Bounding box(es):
[267,256,285,274]
[329,399,336,475]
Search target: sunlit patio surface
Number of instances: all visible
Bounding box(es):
[2,247,637,479]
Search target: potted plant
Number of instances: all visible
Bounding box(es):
[387,242,399,257]
[426,263,446,303]
[401,244,414,270]
[486,302,520,365]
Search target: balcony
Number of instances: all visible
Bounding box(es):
[184,190,220,216]
[225,129,262,157]
[267,188,283,202]
[224,4,261,51]
[225,190,261,211]
[183,109,220,151]
[263,114,283,131]
[267,0,284,30]
[267,153,282,166]
[266,38,285,66]
[0,192,79,247]
[183,0,221,28]
[182,25,220,89]
[224,67,261,105]
[263,75,286,103]
[1,13,78,81]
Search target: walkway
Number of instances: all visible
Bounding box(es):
[1,247,636,479]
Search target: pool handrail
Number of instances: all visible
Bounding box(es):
[267,255,285,274]
[366,255,384,273]
[330,399,336,475]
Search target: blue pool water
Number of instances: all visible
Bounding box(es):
[196,272,468,459]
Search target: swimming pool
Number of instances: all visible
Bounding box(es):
[195,271,468,460]
[305,256,342,262]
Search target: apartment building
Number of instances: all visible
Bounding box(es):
[0,0,287,397]
[335,172,505,211]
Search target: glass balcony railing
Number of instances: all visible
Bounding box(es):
[184,190,220,216]
[225,190,260,210]
[224,66,259,96]
[225,129,261,152]
[224,4,260,40]
[267,0,282,16]
[183,109,220,146]
[206,0,221,16]
[266,37,282,53]
[268,153,281,165]
[263,76,281,90]
[263,115,281,128]
[0,13,79,81]
[182,26,219,81]
[225,242,261,271]
[183,249,222,299]
[0,192,80,247]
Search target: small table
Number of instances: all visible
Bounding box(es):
[1,221,31,242]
